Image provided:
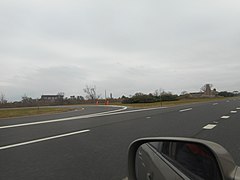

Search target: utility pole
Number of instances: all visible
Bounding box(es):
[160,94,162,107]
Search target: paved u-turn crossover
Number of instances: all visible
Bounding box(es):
[0,100,240,180]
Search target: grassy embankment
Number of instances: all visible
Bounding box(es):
[115,97,232,108]
[0,107,74,119]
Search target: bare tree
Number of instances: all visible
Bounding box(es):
[22,94,32,104]
[153,88,164,97]
[0,93,7,104]
[153,89,159,97]
[83,85,100,100]
[57,92,65,96]
[57,92,65,101]
[153,88,164,106]
[181,91,188,96]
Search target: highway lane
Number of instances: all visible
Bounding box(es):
[0,103,216,146]
[195,101,240,164]
[0,105,125,126]
[0,100,236,146]
[0,99,240,180]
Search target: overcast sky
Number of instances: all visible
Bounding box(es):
[1,0,240,101]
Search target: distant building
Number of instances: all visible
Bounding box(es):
[233,91,239,95]
[41,94,64,101]
[203,86,218,97]
[189,92,204,98]
[204,84,212,96]
[189,87,218,98]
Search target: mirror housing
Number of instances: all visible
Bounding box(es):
[128,137,238,180]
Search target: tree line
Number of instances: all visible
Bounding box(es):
[0,84,239,108]
[122,91,179,104]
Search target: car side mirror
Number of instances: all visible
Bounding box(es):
[128,137,240,180]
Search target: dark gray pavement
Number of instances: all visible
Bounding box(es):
[0,105,124,126]
[0,99,240,180]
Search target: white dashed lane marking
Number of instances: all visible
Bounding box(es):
[203,124,217,129]
[179,108,192,112]
[0,129,90,150]
[237,107,240,110]
[212,103,218,105]
[221,116,230,119]
[231,111,237,114]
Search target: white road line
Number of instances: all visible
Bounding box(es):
[146,117,151,119]
[231,111,237,113]
[99,106,166,116]
[0,107,127,129]
[212,103,218,105]
[100,106,128,114]
[179,108,192,112]
[203,124,216,130]
[0,129,90,150]
[237,107,240,110]
[221,116,230,119]
[0,106,165,130]
[0,113,102,129]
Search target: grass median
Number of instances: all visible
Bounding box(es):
[0,107,74,119]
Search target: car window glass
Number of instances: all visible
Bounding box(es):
[159,142,222,180]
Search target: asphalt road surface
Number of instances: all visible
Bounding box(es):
[0,100,240,180]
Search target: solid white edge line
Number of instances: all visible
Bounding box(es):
[0,106,128,129]
[0,106,165,130]
[100,106,128,114]
[0,129,90,150]
[203,124,216,129]
[179,108,192,112]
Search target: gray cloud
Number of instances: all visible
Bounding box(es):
[1,0,240,101]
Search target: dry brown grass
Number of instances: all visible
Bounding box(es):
[0,107,74,119]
